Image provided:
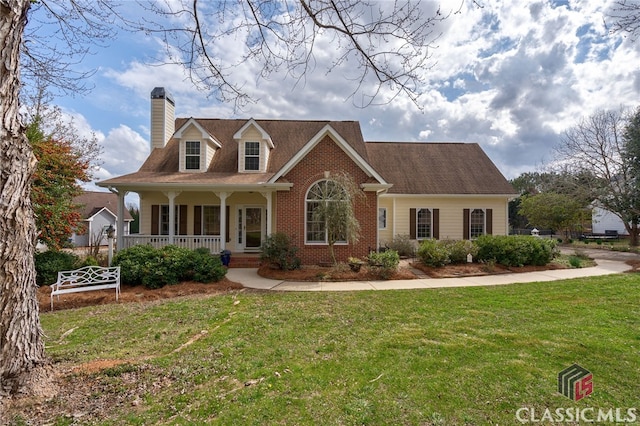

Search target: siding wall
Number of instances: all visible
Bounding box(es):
[178,125,217,172]
[378,195,510,246]
[236,126,269,172]
[150,97,174,150]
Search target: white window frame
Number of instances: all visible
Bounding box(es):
[470,208,486,239]
[244,141,260,171]
[416,208,432,240]
[305,179,347,245]
[198,205,221,235]
[185,140,201,170]
[378,207,387,230]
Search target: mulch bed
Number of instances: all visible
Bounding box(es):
[39,278,244,313]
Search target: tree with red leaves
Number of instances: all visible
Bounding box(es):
[27,118,90,250]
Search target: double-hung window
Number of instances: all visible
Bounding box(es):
[244,141,260,171]
[202,206,221,235]
[185,141,200,170]
[378,207,387,229]
[470,208,485,238]
[416,208,432,239]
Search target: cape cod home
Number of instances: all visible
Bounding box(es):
[97,88,517,264]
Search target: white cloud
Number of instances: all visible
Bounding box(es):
[50,0,640,184]
[94,125,149,180]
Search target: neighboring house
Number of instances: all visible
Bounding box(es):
[70,191,133,247]
[97,87,517,264]
[591,206,630,236]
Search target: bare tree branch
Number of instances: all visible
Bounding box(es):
[21,0,121,97]
[129,0,454,109]
[608,0,640,41]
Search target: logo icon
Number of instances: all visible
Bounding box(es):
[558,364,593,401]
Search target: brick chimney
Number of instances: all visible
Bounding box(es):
[150,87,175,150]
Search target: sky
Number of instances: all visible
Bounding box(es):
[28,1,640,205]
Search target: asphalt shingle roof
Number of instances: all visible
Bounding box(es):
[99,118,516,196]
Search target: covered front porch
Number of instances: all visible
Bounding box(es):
[103,184,290,258]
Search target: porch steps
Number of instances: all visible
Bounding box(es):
[227,254,262,268]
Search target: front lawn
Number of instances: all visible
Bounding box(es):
[6,274,639,425]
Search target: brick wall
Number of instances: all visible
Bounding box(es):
[275,135,378,265]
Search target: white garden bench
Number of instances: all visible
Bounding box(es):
[50,265,121,311]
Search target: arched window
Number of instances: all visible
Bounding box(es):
[305,179,347,244]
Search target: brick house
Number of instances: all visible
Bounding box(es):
[98,88,516,264]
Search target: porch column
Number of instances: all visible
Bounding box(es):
[260,191,273,236]
[116,190,127,251]
[108,187,128,252]
[165,191,178,244]
[216,192,229,251]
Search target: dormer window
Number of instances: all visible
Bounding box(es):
[185,141,201,170]
[174,118,221,173]
[244,141,260,171]
[234,119,274,173]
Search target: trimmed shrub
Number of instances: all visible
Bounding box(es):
[416,239,450,267]
[113,245,226,289]
[260,233,301,270]
[192,248,226,283]
[367,249,400,279]
[112,244,159,286]
[440,239,478,264]
[475,235,558,267]
[35,250,80,286]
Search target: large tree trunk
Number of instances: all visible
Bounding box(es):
[0,0,52,398]
[630,222,639,247]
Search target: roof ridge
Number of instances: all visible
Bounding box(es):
[365,141,474,145]
[177,117,359,123]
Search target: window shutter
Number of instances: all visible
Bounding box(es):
[226,205,231,243]
[433,209,440,240]
[486,209,493,235]
[194,206,202,235]
[151,205,159,235]
[179,205,187,235]
[409,208,416,239]
[463,209,470,240]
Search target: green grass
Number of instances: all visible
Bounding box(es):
[34,274,640,425]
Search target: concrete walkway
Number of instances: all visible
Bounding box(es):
[226,250,635,292]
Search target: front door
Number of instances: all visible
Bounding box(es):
[241,207,264,251]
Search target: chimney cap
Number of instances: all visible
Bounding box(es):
[151,87,175,105]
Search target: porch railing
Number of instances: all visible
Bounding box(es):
[122,235,222,253]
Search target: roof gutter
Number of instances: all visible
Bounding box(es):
[97,181,294,192]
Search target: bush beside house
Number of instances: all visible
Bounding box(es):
[417,235,558,268]
[112,245,227,289]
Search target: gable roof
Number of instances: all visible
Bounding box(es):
[174,118,221,148]
[99,119,371,188]
[233,118,274,148]
[365,142,516,195]
[270,124,388,185]
[98,118,515,196]
[73,191,134,221]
